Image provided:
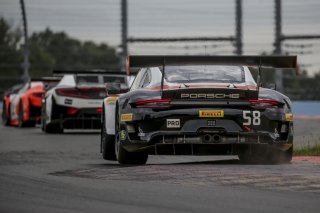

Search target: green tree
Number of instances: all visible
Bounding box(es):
[28,28,120,76]
[0,17,22,74]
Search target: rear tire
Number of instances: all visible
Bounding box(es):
[115,108,148,165]
[2,102,10,126]
[101,110,116,161]
[18,101,36,128]
[44,123,63,133]
[43,97,63,133]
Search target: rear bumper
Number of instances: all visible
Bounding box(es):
[119,107,293,154]
[62,117,101,129]
[123,142,293,155]
[51,107,101,129]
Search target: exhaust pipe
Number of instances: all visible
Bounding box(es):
[212,134,221,143]
[203,134,212,143]
[202,134,221,143]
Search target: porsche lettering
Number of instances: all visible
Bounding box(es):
[180,93,240,99]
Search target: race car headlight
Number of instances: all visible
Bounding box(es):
[131,98,172,109]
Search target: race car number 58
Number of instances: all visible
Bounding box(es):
[243,111,261,126]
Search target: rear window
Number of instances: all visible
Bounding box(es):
[103,76,125,84]
[76,76,99,84]
[164,65,244,83]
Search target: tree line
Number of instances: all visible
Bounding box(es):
[0,17,320,100]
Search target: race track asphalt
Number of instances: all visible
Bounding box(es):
[0,125,319,213]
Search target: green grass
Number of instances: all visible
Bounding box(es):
[293,144,320,156]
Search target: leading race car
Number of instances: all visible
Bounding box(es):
[42,70,128,133]
[101,55,297,165]
[2,78,59,127]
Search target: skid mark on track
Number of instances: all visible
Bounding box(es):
[52,159,320,193]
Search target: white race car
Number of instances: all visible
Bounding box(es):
[42,70,128,133]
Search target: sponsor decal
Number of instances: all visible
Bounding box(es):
[121,113,133,122]
[181,93,240,99]
[105,97,118,105]
[199,110,224,118]
[64,98,73,105]
[120,130,127,140]
[166,119,181,128]
[285,113,293,121]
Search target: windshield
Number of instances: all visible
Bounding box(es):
[163,65,244,84]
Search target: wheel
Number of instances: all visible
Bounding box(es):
[18,101,36,128]
[101,110,116,161]
[115,108,148,165]
[238,145,293,164]
[43,97,63,133]
[2,102,10,126]
[18,102,25,127]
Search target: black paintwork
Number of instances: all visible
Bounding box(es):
[116,72,293,156]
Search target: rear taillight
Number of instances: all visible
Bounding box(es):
[249,99,282,108]
[55,88,106,99]
[56,88,88,98]
[131,98,172,108]
[66,107,79,115]
[96,107,102,113]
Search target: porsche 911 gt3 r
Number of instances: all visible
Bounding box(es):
[102,55,297,165]
[2,78,59,127]
[42,70,128,133]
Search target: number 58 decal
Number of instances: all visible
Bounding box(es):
[243,111,261,126]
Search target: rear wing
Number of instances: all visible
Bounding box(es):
[53,69,127,76]
[127,55,297,75]
[128,55,297,98]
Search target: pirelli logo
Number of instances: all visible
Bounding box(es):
[120,113,133,122]
[199,110,224,118]
[181,93,240,99]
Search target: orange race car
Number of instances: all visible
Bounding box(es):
[2,78,60,127]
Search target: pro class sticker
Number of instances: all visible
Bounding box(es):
[120,113,133,122]
[167,119,180,128]
[199,110,224,118]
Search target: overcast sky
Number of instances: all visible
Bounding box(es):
[1,0,320,75]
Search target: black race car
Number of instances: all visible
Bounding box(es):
[112,55,296,164]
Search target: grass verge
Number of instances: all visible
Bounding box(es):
[293,144,320,156]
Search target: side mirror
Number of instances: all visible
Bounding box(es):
[44,83,50,91]
[106,83,129,95]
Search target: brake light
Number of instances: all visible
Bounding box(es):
[249,99,282,108]
[96,107,102,113]
[131,98,172,108]
[55,88,106,99]
[56,88,88,98]
[66,107,79,115]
